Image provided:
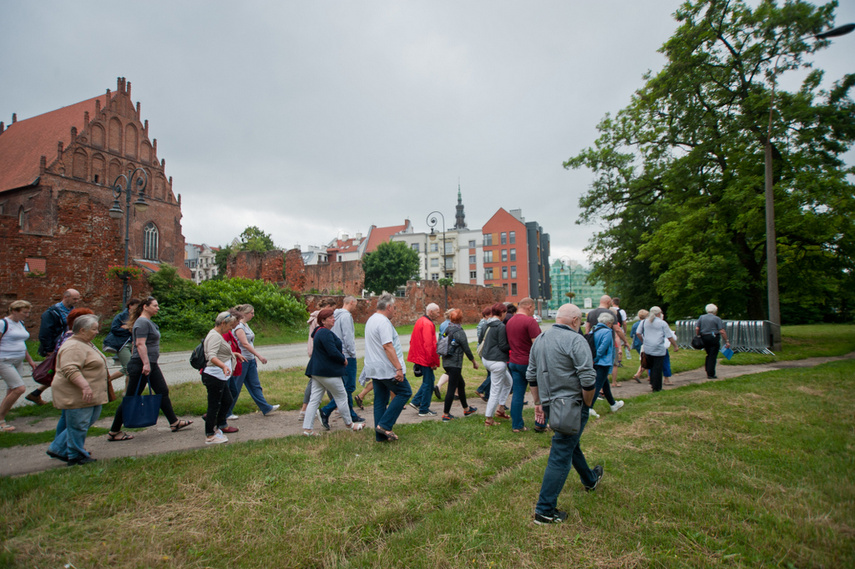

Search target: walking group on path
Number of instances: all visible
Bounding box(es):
[4,287,843,522]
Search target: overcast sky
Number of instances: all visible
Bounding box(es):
[2,1,852,265]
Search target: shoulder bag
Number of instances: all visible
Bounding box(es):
[476,327,491,357]
[541,332,582,435]
[121,376,162,428]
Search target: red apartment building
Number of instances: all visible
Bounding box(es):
[481,207,550,305]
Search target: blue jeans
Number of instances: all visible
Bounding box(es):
[372,377,412,441]
[49,405,102,460]
[322,357,360,421]
[508,362,529,430]
[410,366,436,413]
[535,405,595,515]
[591,365,617,407]
[227,359,273,418]
[477,372,491,396]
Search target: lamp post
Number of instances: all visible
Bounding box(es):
[763,23,853,335]
[426,210,448,310]
[108,167,149,306]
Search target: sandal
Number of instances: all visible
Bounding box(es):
[614,382,622,388]
[354,394,364,410]
[632,375,641,383]
[485,418,501,426]
[495,409,511,420]
[0,421,14,432]
[513,427,529,433]
[107,431,134,442]
[374,426,398,441]
[170,419,193,432]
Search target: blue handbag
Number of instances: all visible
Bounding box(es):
[121,376,162,428]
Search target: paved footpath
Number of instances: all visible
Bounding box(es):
[3,340,852,477]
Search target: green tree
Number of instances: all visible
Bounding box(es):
[566,0,854,322]
[213,245,234,280]
[362,241,420,295]
[239,226,277,252]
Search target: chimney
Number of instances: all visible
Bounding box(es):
[0,122,4,134]
[136,101,140,118]
[144,119,149,136]
[12,113,17,123]
[127,81,132,99]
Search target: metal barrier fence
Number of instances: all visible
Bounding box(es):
[675,320,776,355]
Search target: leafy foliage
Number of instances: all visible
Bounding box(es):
[566,0,855,322]
[147,264,307,337]
[361,241,420,295]
[239,226,277,252]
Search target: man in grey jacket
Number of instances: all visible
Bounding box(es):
[527,303,604,524]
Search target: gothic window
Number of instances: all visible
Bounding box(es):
[143,222,159,261]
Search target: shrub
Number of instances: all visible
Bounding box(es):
[146,265,307,336]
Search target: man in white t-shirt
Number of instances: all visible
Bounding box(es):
[364,293,412,442]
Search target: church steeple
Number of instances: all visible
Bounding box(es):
[454,182,467,229]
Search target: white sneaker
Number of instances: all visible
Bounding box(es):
[589,408,600,419]
[610,400,625,413]
[264,404,280,416]
[350,422,365,432]
[206,433,229,444]
[227,414,239,420]
[298,411,306,420]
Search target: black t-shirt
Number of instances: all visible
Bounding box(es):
[587,307,622,327]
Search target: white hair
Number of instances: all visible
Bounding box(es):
[705,303,718,314]
[648,306,662,323]
[597,312,615,325]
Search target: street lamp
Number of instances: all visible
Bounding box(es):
[426,210,449,310]
[108,167,149,305]
[764,23,853,336]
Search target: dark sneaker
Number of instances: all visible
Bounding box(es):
[442,414,455,422]
[464,406,478,416]
[585,465,604,492]
[408,402,419,411]
[418,409,438,417]
[26,390,47,405]
[46,450,69,462]
[67,456,97,467]
[534,510,568,525]
[317,409,331,431]
[434,386,442,400]
[352,415,366,423]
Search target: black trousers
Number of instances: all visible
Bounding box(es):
[202,373,234,436]
[702,334,720,377]
[647,354,666,392]
[442,367,469,415]
[111,359,177,431]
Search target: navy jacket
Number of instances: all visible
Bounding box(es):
[305,326,347,377]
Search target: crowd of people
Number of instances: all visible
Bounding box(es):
[2,287,730,522]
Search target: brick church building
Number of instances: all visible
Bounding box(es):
[0,77,189,320]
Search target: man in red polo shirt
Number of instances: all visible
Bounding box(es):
[506,297,542,432]
[407,303,441,417]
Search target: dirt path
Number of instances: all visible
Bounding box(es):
[3,352,852,477]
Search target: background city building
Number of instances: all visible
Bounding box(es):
[548,259,606,311]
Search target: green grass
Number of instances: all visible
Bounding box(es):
[1,358,853,568]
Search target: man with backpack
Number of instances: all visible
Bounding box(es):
[28,289,80,405]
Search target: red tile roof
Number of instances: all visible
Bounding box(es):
[0,94,109,193]
[364,221,411,253]
[327,236,364,253]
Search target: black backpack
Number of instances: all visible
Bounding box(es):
[189,340,206,370]
[584,328,597,360]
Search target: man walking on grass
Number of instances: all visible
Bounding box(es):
[364,293,411,442]
[528,303,603,524]
[407,303,441,417]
